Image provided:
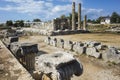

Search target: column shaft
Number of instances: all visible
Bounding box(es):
[78,3,81,30]
[72,2,76,30]
[83,15,87,30]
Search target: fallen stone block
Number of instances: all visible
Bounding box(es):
[3,36,19,48]
[44,36,51,45]
[73,42,84,51]
[73,42,86,55]
[35,51,83,80]
[95,44,108,50]
[77,47,86,55]
[85,41,101,47]
[10,42,38,70]
[64,40,74,51]
[86,47,101,58]
[57,39,64,48]
[10,42,38,57]
[102,47,120,64]
[50,38,57,47]
[52,38,57,47]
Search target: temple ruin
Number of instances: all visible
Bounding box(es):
[23,2,88,35]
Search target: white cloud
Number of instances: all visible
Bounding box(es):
[61,0,83,3]
[0,0,104,20]
[82,8,104,19]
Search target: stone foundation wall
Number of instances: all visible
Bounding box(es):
[23,28,89,36]
[31,21,54,31]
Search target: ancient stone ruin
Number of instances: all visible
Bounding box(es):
[45,36,120,64]
[10,42,38,71]
[2,34,83,80]
[3,36,19,48]
[23,2,89,36]
[35,52,83,80]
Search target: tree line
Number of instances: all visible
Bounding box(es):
[6,19,41,27]
[5,12,120,27]
[88,12,120,24]
[58,12,120,24]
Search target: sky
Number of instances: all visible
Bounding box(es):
[0,0,120,22]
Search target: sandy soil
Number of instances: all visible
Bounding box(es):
[19,34,120,80]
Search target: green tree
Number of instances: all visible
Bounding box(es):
[60,14,66,19]
[110,12,120,23]
[96,16,103,23]
[6,20,13,26]
[14,20,24,27]
[87,19,92,22]
[33,18,41,22]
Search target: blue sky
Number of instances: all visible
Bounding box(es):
[0,0,120,22]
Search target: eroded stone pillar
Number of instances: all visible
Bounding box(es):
[72,2,76,30]
[83,15,87,30]
[78,3,81,30]
[67,18,71,30]
[52,19,56,31]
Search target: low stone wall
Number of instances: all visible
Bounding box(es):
[23,28,90,36]
[23,28,54,36]
[44,36,120,64]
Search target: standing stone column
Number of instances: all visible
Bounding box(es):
[72,2,76,30]
[78,3,81,30]
[67,18,71,30]
[52,19,56,31]
[83,15,87,30]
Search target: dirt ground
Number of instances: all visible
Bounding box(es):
[54,33,120,48]
[19,33,120,80]
[0,40,33,80]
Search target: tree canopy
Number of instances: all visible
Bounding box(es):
[33,18,41,22]
[14,20,24,27]
[6,20,13,26]
[110,12,120,23]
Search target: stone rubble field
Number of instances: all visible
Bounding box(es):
[0,29,120,80]
[19,34,120,80]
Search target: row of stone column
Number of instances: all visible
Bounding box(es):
[72,2,87,30]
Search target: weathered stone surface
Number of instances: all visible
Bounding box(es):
[50,38,57,47]
[83,15,87,30]
[10,42,38,71]
[85,41,101,47]
[35,52,83,80]
[3,36,19,48]
[57,39,64,48]
[52,38,57,47]
[77,47,86,55]
[64,40,74,50]
[102,47,120,64]
[86,47,101,58]
[73,42,86,55]
[72,2,76,30]
[78,3,81,30]
[0,40,34,80]
[95,44,108,50]
[10,42,38,57]
[44,36,51,45]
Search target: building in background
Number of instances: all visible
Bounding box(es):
[101,16,111,24]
